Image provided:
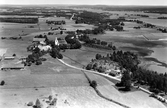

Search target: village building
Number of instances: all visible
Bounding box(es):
[3,56,15,60]
[1,63,24,70]
[38,44,52,52]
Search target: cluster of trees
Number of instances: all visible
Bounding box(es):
[116,70,131,91]
[48,32,54,35]
[76,27,104,35]
[127,19,167,34]
[133,26,141,29]
[46,20,66,25]
[49,47,63,59]
[157,28,167,33]
[157,17,167,19]
[34,34,47,38]
[78,34,116,50]
[90,80,97,89]
[143,23,155,28]
[45,38,63,59]
[74,11,106,24]
[0,17,38,24]
[65,34,81,49]
[86,62,105,73]
[0,80,5,86]
[98,19,125,31]
[55,11,76,18]
[126,19,144,24]
[126,19,167,33]
[95,50,167,93]
[136,14,149,17]
[25,47,46,66]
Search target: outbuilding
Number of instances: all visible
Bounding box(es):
[1,63,24,70]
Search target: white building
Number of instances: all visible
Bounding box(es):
[4,56,15,60]
[38,45,52,52]
[55,37,59,46]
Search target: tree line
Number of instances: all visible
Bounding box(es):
[0,17,38,24]
[78,34,116,50]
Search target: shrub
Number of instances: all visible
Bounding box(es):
[27,101,33,106]
[35,60,42,65]
[90,80,97,88]
[0,80,5,86]
[48,95,53,101]
[86,64,92,70]
[57,53,63,59]
[115,82,124,87]
[13,54,16,56]
[40,58,47,61]
[50,98,57,106]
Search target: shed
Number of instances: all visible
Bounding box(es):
[1,63,24,70]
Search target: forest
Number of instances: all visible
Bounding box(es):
[0,17,38,23]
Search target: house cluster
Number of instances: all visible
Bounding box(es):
[32,37,53,52]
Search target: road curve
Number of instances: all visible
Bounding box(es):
[57,59,121,81]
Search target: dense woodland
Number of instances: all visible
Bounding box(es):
[89,51,167,93]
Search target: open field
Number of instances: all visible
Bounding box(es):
[97,85,166,108]
[61,46,112,68]
[143,33,167,40]
[137,17,167,27]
